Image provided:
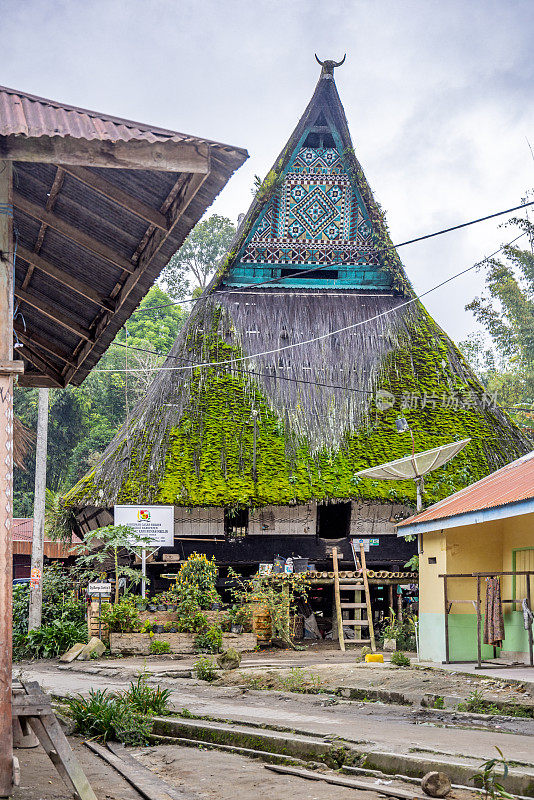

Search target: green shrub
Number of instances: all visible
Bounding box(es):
[433,696,445,709]
[123,674,171,715]
[20,620,86,660]
[169,552,219,610]
[64,689,151,745]
[101,597,140,633]
[194,656,218,682]
[281,667,324,694]
[149,639,171,655]
[390,651,411,667]
[194,624,223,654]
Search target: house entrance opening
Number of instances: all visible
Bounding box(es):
[225,508,249,537]
[317,502,351,539]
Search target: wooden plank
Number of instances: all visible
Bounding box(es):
[14,193,135,274]
[18,246,115,310]
[11,696,52,716]
[2,135,211,173]
[332,547,345,652]
[106,742,197,800]
[63,166,169,230]
[264,764,428,799]
[340,603,367,609]
[16,343,63,387]
[14,285,92,340]
[63,169,209,384]
[359,542,376,652]
[85,740,196,800]
[22,681,97,800]
[23,166,65,291]
[14,323,76,366]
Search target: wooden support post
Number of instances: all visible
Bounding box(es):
[28,388,49,630]
[0,160,14,797]
[332,547,345,652]
[388,584,394,614]
[397,585,403,624]
[359,543,376,652]
[443,575,450,664]
[526,574,533,668]
[476,575,482,669]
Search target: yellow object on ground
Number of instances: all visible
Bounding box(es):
[365,653,384,663]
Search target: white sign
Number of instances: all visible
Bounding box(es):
[352,538,370,552]
[114,504,174,547]
[88,582,111,595]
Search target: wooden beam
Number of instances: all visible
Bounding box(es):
[63,170,209,383]
[18,344,63,387]
[17,373,58,388]
[13,194,135,274]
[62,166,168,230]
[18,246,115,311]
[13,323,75,367]
[23,167,66,294]
[1,135,211,173]
[14,286,92,341]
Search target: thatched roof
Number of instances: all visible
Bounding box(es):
[65,65,531,512]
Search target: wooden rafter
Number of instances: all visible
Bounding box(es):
[13,323,75,367]
[62,167,169,230]
[13,193,136,274]
[1,135,211,173]
[62,169,210,383]
[18,343,63,387]
[14,286,93,341]
[17,246,115,311]
[22,166,65,291]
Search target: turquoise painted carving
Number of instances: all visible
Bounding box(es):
[225,129,393,290]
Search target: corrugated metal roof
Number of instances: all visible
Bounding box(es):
[12,518,80,558]
[0,84,245,152]
[397,450,534,528]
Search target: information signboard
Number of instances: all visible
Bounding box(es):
[114,505,174,547]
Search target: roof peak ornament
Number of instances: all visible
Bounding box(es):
[315,54,346,76]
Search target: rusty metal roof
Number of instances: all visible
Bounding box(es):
[0,85,243,151]
[397,450,534,531]
[12,518,80,558]
[0,84,248,387]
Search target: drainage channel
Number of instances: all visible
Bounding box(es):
[150,715,534,797]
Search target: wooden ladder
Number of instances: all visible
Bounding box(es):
[333,543,376,652]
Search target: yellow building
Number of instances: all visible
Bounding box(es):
[397,452,534,665]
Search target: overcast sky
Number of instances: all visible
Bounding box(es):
[2,0,533,341]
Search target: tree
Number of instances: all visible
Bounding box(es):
[13,285,188,515]
[463,212,534,433]
[74,524,151,603]
[160,214,236,298]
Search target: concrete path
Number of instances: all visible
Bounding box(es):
[18,662,534,771]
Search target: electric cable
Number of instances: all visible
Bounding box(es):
[131,199,534,314]
[94,233,527,374]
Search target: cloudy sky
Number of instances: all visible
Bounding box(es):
[2,0,533,341]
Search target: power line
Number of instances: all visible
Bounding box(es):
[99,233,527,375]
[105,339,534,413]
[132,198,534,315]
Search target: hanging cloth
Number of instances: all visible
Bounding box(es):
[522,598,534,631]
[483,577,505,646]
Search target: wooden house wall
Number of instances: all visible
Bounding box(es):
[249,504,316,536]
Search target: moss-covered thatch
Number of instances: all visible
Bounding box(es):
[64,67,530,513]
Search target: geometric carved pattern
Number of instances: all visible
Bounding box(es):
[240,146,378,268]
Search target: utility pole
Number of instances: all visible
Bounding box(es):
[0,159,24,797]
[28,387,49,630]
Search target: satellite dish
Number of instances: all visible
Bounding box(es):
[355,438,470,511]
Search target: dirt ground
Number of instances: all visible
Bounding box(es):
[13,737,140,800]
[13,738,460,800]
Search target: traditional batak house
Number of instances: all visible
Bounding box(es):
[65,59,530,598]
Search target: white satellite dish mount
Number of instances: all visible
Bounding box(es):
[355,418,470,512]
